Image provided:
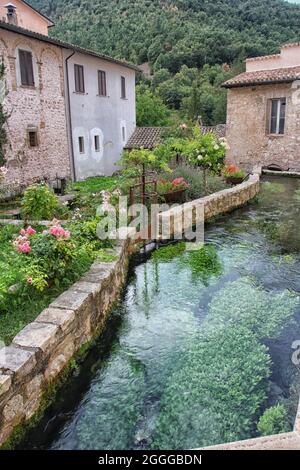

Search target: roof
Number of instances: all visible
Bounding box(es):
[0,20,140,72]
[125,127,163,149]
[223,65,300,88]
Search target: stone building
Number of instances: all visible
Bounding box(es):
[223,43,300,172]
[0,18,70,187]
[0,1,138,186]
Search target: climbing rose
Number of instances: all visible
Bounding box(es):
[27,277,33,285]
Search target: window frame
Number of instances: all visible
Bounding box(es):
[268,98,286,136]
[98,70,107,97]
[121,76,126,99]
[74,64,85,94]
[122,125,126,142]
[19,49,35,87]
[94,135,100,152]
[78,136,85,154]
[27,128,38,148]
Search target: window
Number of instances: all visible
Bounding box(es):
[94,135,100,151]
[122,126,126,142]
[269,98,286,135]
[78,136,85,153]
[28,130,38,147]
[98,70,107,96]
[74,64,85,93]
[19,49,34,86]
[121,76,126,99]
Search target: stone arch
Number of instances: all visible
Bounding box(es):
[40,46,63,97]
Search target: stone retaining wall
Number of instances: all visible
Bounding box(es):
[0,236,134,446]
[158,174,260,239]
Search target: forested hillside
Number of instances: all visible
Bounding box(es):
[29,1,300,125]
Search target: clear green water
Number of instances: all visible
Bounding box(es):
[20,176,300,450]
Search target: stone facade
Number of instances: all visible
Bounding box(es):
[226,82,300,172]
[225,43,300,172]
[1,28,71,187]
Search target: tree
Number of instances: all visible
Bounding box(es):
[136,86,170,127]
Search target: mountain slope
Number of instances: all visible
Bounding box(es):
[29,0,300,73]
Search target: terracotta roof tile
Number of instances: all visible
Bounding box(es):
[125,127,163,149]
[223,66,300,88]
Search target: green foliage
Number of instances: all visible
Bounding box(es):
[184,127,226,173]
[262,182,286,194]
[21,183,59,221]
[29,0,300,125]
[162,163,229,200]
[257,405,289,436]
[206,278,298,339]
[152,326,272,449]
[180,245,223,284]
[70,176,118,194]
[136,85,171,127]
[119,148,172,174]
[151,242,186,262]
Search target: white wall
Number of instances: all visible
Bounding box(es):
[64,50,136,180]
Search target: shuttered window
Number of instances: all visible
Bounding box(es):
[98,70,107,96]
[19,50,34,86]
[74,64,85,93]
[121,76,126,99]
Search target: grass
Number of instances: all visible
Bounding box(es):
[70,176,119,193]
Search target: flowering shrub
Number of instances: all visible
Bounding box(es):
[21,183,59,221]
[185,127,226,173]
[13,220,75,291]
[157,177,190,194]
[223,164,246,179]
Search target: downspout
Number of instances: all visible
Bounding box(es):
[64,49,76,181]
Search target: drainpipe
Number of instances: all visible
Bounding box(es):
[64,50,76,181]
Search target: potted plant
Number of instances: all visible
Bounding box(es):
[158,177,190,203]
[223,164,246,185]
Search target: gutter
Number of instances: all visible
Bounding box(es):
[64,50,76,181]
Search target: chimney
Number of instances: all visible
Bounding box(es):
[5,3,18,25]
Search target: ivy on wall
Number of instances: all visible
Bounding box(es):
[0,61,7,166]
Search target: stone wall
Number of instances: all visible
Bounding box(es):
[0,236,133,446]
[226,82,300,172]
[158,174,260,239]
[0,28,70,187]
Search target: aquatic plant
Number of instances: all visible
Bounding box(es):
[151,242,186,262]
[152,326,271,449]
[206,278,298,340]
[257,404,289,437]
[180,244,222,284]
[262,182,285,194]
